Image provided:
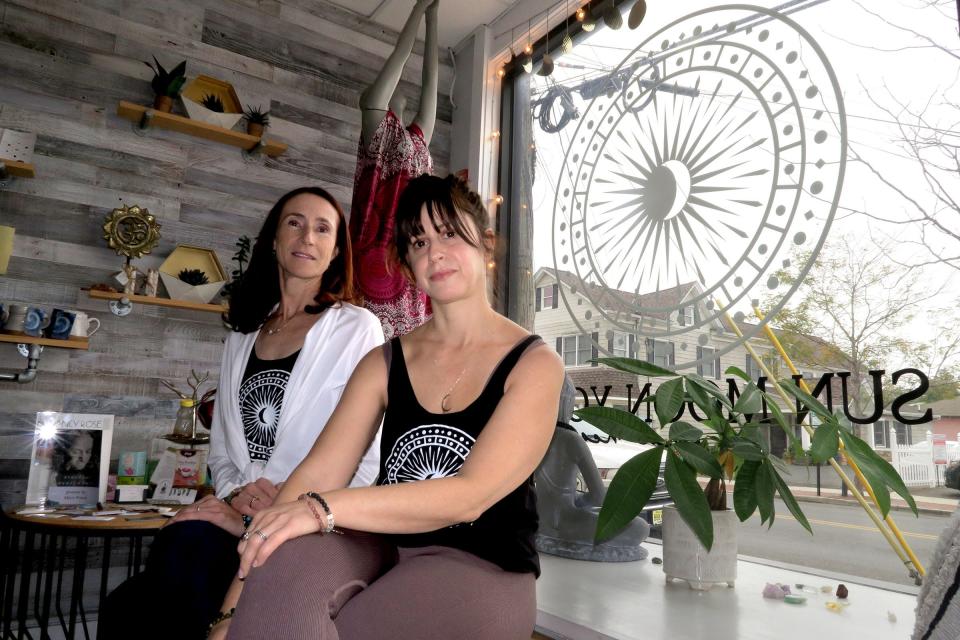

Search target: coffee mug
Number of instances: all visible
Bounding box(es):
[23,307,49,337]
[3,304,28,334]
[70,311,101,338]
[47,309,76,340]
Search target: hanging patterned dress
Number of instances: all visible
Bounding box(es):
[350,111,433,339]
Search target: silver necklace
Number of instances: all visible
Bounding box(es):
[440,367,467,413]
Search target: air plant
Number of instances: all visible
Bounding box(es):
[177,268,209,286]
[243,105,271,126]
[200,93,225,113]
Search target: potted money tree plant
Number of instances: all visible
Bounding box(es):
[576,357,917,590]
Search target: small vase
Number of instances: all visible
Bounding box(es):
[153,95,173,112]
[246,122,264,138]
[662,506,738,590]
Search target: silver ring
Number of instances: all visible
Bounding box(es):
[255,529,268,541]
[250,495,259,504]
[241,531,251,541]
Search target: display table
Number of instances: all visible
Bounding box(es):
[0,506,171,639]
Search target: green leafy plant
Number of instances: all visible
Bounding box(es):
[221,235,251,299]
[575,357,918,551]
[243,105,271,126]
[144,56,187,98]
[177,268,209,286]
[200,93,225,112]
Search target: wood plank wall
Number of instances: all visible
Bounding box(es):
[0,0,453,507]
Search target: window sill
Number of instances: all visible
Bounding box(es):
[535,540,915,639]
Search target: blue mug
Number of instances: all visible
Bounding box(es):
[24,307,49,337]
[47,309,76,340]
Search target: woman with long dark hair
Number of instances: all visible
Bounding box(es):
[100,187,384,640]
[209,175,564,640]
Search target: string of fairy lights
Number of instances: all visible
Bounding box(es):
[496,0,648,79]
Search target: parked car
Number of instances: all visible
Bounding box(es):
[573,417,673,531]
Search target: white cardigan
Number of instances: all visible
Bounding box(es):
[209,303,384,498]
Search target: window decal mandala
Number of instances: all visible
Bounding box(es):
[550,5,847,369]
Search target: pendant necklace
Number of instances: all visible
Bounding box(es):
[265,311,298,335]
[440,367,467,413]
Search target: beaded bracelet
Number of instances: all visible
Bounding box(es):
[206,608,235,637]
[300,492,338,534]
[298,494,326,534]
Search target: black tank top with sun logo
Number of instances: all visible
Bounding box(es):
[238,348,301,463]
[376,335,542,576]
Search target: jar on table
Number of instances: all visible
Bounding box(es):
[172,399,197,439]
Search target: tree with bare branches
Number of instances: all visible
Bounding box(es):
[831,0,960,273]
[762,236,945,432]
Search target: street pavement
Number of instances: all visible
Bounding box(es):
[776,462,959,515]
[736,498,945,588]
[663,467,959,588]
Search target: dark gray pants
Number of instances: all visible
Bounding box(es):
[227,532,536,640]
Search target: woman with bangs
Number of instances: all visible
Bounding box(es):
[100,187,383,640]
[211,175,564,640]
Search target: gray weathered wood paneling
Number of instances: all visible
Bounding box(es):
[0,0,452,505]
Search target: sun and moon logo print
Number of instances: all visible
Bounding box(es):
[238,368,291,461]
[382,425,475,484]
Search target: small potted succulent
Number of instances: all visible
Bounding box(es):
[144,56,187,113]
[158,245,227,304]
[243,105,270,137]
[576,357,916,590]
[200,94,225,113]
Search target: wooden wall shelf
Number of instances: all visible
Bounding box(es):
[86,289,227,314]
[0,333,89,350]
[1,158,35,178]
[116,101,287,157]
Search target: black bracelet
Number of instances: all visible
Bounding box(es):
[207,608,235,636]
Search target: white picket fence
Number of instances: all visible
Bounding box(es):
[889,429,960,488]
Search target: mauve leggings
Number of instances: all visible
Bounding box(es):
[227,532,536,640]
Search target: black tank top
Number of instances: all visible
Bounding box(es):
[376,334,542,576]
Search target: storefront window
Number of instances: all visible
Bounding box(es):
[504,0,959,588]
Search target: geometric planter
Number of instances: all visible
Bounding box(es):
[662,506,738,590]
[0,129,36,164]
[158,245,227,304]
[179,75,244,130]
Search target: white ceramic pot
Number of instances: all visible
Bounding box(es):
[662,506,737,590]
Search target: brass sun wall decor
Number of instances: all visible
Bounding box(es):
[102,205,161,259]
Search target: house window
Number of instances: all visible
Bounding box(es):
[562,335,578,366]
[872,419,910,447]
[697,346,720,379]
[562,334,594,366]
[647,339,675,369]
[873,422,887,448]
[677,305,694,326]
[762,353,781,379]
[745,354,762,380]
[536,284,558,311]
[578,334,592,365]
[610,332,628,357]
